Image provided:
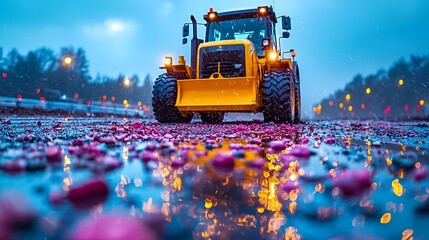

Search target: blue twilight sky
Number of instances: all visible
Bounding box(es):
[1,0,429,118]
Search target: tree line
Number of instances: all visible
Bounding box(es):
[314,55,429,120]
[0,46,153,108]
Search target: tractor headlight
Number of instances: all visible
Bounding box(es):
[208,12,217,21]
[258,6,268,16]
[268,51,278,61]
[205,8,218,22]
[164,56,173,67]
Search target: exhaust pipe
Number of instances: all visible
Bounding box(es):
[190,15,202,79]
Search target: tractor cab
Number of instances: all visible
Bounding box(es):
[153,6,300,124]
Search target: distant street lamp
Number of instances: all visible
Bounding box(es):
[123,77,131,88]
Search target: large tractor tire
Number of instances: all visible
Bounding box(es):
[293,62,301,123]
[152,73,193,123]
[263,69,295,123]
[200,112,225,124]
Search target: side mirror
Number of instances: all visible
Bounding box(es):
[182,38,188,45]
[282,31,290,38]
[282,16,291,30]
[182,24,189,38]
[262,38,271,50]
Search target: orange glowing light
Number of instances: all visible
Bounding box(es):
[205,198,213,209]
[64,56,72,65]
[208,12,217,20]
[380,213,391,224]
[366,88,371,94]
[313,107,317,112]
[317,104,322,111]
[285,227,301,240]
[339,103,344,108]
[102,95,107,101]
[123,78,131,87]
[402,229,413,240]
[137,101,142,106]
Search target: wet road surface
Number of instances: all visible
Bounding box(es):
[0,118,428,239]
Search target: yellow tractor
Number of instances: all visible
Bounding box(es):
[152,6,301,123]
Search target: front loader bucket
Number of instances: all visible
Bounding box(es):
[176,77,259,112]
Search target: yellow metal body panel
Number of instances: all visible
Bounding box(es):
[176,76,260,112]
[175,39,264,113]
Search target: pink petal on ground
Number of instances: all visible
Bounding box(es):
[269,141,286,152]
[132,121,143,129]
[212,152,235,170]
[289,146,311,158]
[325,137,336,144]
[299,137,309,145]
[142,151,158,164]
[67,179,109,209]
[45,146,62,163]
[333,169,372,197]
[282,181,301,193]
[0,191,38,229]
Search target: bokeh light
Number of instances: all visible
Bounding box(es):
[63,56,72,65]
[366,88,371,94]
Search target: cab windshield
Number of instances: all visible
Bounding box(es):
[207,17,268,57]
